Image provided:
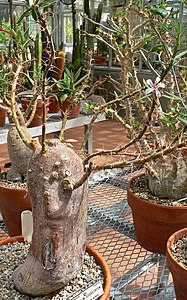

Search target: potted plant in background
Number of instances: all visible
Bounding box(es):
[85,0,187,254]
[124,2,187,253]
[48,49,66,113]
[0,25,34,236]
[52,65,91,119]
[0,99,7,127]
[0,2,63,236]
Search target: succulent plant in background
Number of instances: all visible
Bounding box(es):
[85,0,187,201]
[53,66,90,105]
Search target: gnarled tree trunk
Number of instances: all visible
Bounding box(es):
[146,151,187,199]
[13,139,88,296]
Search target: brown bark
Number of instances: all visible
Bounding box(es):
[146,151,187,199]
[13,139,88,296]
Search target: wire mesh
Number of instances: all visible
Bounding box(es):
[0,167,176,299]
[87,168,176,300]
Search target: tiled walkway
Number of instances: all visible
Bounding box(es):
[0,119,175,299]
[0,119,128,167]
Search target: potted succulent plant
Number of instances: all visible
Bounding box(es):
[52,65,91,119]
[0,26,34,236]
[85,0,187,254]
[0,4,66,236]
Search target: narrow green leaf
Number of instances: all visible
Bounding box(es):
[74,67,82,82]
[17,8,32,25]
[150,7,168,18]
[74,73,89,87]
[175,50,187,61]
[64,68,72,79]
[60,94,68,103]
[178,117,187,124]
[17,30,23,44]
[31,9,38,22]
[38,0,56,9]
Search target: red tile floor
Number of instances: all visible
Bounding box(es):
[0,119,175,299]
[0,119,129,167]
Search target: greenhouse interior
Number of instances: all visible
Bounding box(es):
[0,0,187,299]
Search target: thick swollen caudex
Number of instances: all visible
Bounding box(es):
[7,124,33,181]
[147,153,187,199]
[13,139,88,296]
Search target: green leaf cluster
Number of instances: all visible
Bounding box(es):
[53,67,90,103]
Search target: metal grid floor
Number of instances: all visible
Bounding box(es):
[87,168,175,300]
[0,168,175,299]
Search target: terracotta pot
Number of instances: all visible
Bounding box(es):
[0,236,111,299]
[0,103,7,127]
[166,228,187,300]
[127,173,187,254]
[94,55,107,65]
[0,185,32,237]
[60,100,80,119]
[86,245,111,300]
[49,96,60,113]
[20,98,50,127]
[0,235,23,245]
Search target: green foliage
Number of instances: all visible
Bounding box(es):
[0,68,11,98]
[161,91,187,129]
[82,100,98,111]
[53,67,90,103]
[15,28,31,52]
[33,33,42,84]
[150,7,169,18]
[0,19,12,44]
[132,119,142,129]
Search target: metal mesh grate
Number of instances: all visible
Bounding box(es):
[0,168,176,299]
[87,168,176,300]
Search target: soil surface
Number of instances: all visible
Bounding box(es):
[131,175,187,206]
[170,236,187,269]
[0,178,27,189]
[0,170,27,189]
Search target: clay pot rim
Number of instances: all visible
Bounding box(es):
[86,244,111,299]
[20,98,50,108]
[0,183,27,192]
[128,172,187,210]
[0,235,23,246]
[0,236,111,300]
[166,227,187,271]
